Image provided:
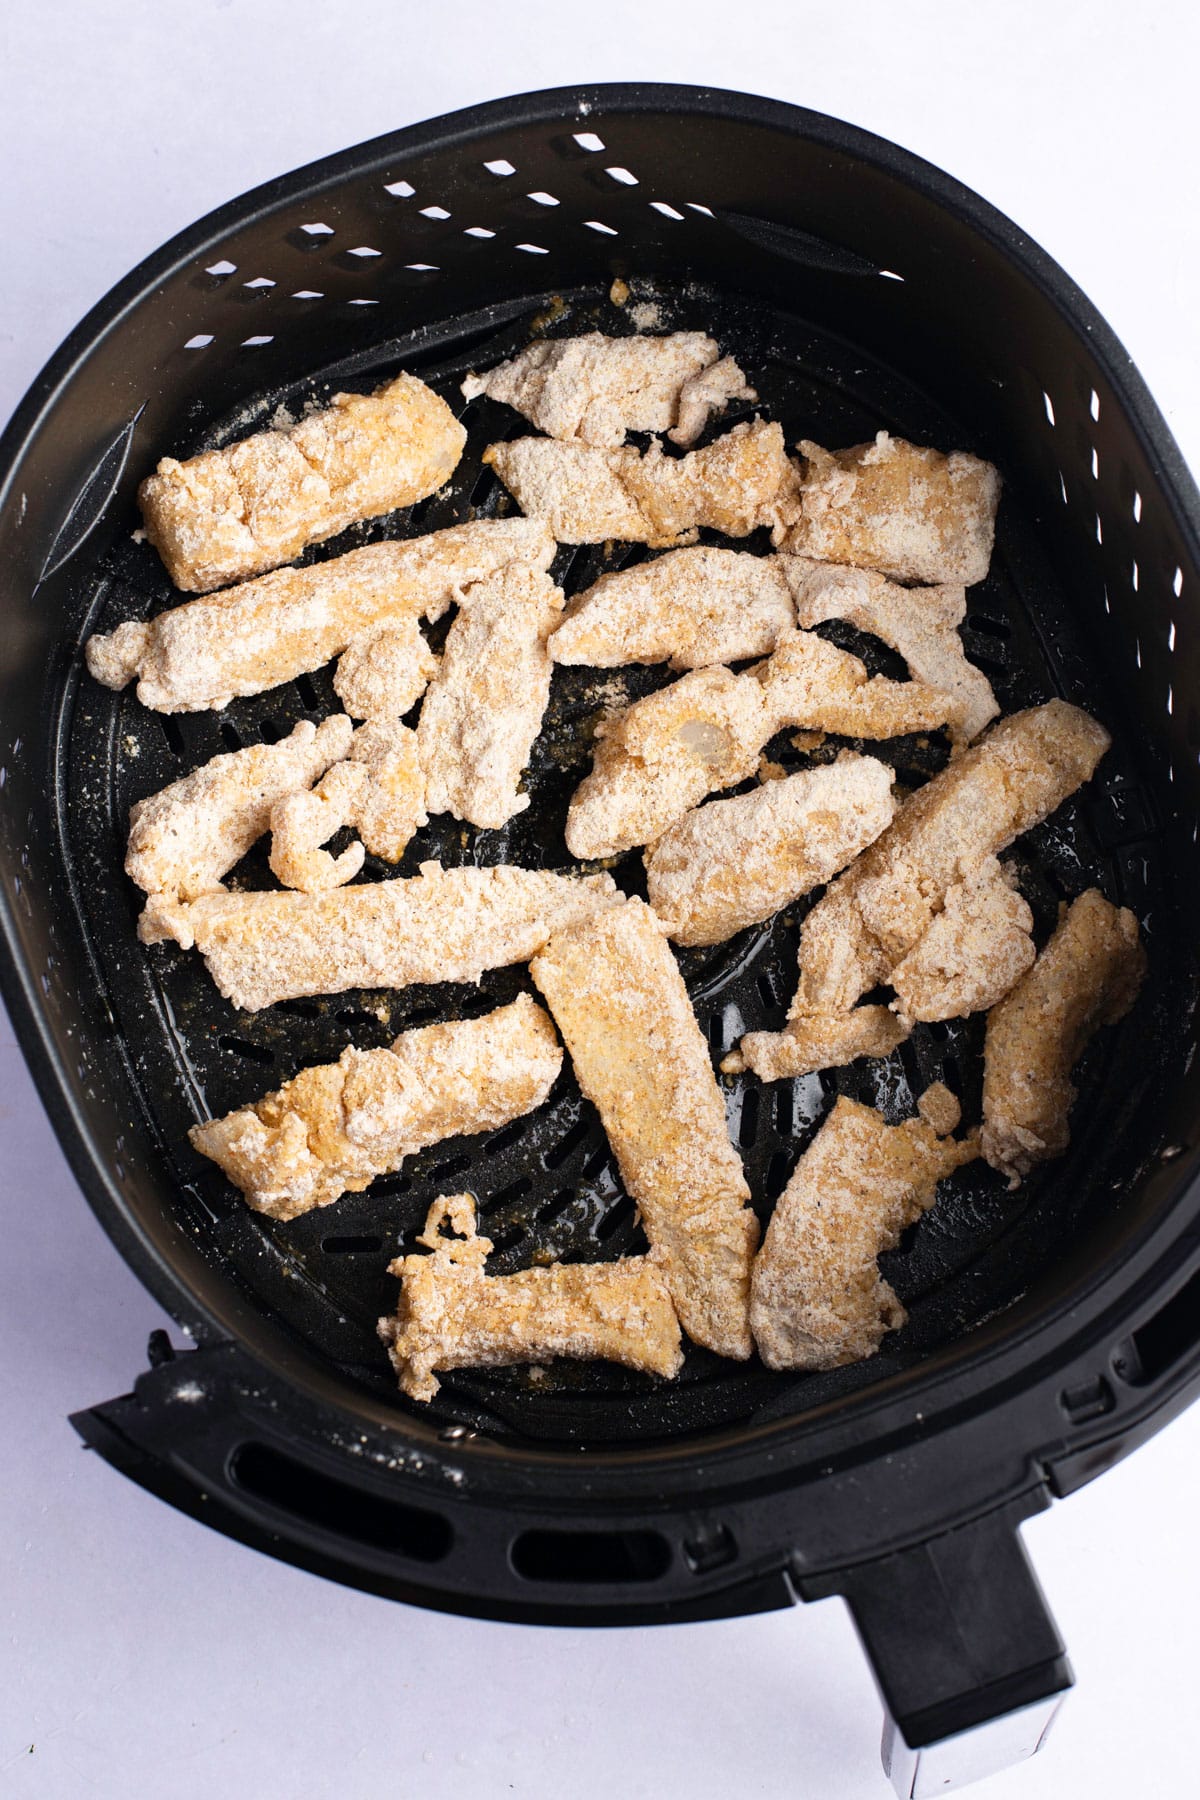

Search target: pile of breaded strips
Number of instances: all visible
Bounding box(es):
[86,329,1145,1402]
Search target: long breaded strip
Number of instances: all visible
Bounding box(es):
[84,518,555,713]
[783,432,1001,587]
[751,1091,980,1370]
[125,714,353,907]
[530,898,758,1359]
[645,756,896,947]
[418,568,564,829]
[190,995,561,1219]
[483,419,800,547]
[139,373,466,592]
[378,1194,683,1401]
[142,862,621,1011]
[783,557,998,743]
[462,331,754,448]
[550,546,795,670]
[982,889,1145,1186]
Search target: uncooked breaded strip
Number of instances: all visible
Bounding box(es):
[84,518,555,713]
[754,628,965,742]
[483,419,800,547]
[982,889,1145,1186]
[332,618,438,721]
[890,857,1035,1022]
[139,374,466,592]
[782,556,998,743]
[462,331,753,448]
[530,898,758,1359]
[549,546,795,670]
[783,432,1001,586]
[733,1008,908,1083]
[645,756,896,946]
[751,1093,980,1370]
[126,714,353,907]
[418,568,564,828]
[143,862,621,1011]
[189,995,561,1219]
[378,1194,683,1401]
[268,720,428,892]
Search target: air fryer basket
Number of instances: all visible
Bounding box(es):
[2,85,1199,1793]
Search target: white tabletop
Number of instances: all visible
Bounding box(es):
[3,5,1198,1797]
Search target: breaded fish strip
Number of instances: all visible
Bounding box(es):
[462,331,754,448]
[85,517,555,714]
[726,701,1110,1080]
[783,432,1001,587]
[142,862,621,1011]
[332,618,438,721]
[645,755,896,946]
[751,1091,980,1369]
[483,419,800,547]
[783,556,998,743]
[139,373,466,592]
[565,630,958,860]
[190,995,561,1220]
[125,714,353,908]
[982,889,1145,1186]
[549,546,795,670]
[418,568,564,828]
[530,899,759,1359]
[268,720,429,892]
[890,857,1035,1022]
[379,1194,684,1401]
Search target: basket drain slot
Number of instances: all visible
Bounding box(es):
[229,1443,452,1562]
[510,1526,670,1583]
[1115,1267,1200,1386]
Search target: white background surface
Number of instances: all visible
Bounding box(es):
[2,4,1198,1796]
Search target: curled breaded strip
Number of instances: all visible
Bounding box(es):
[266,721,429,890]
[332,617,438,721]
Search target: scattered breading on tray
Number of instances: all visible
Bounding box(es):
[417,567,564,828]
[530,898,759,1360]
[190,995,562,1220]
[750,1090,980,1370]
[483,418,800,547]
[85,517,555,713]
[143,862,622,1010]
[461,331,754,448]
[645,755,897,946]
[138,373,467,592]
[267,719,430,891]
[379,1193,684,1401]
[982,888,1146,1186]
[781,432,1001,587]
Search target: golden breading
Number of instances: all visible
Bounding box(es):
[890,857,1035,1022]
[142,862,621,1010]
[462,331,753,448]
[332,618,438,721]
[549,546,795,670]
[750,1093,980,1370]
[783,556,998,743]
[417,568,564,829]
[138,374,466,591]
[645,755,896,947]
[345,719,429,862]
[189,995,562,1220]
[483,419,800,547]
[267,720,430,890]
[378,1194,684,1401]
[727,1007,909,1082]
[783,432,1001,586]
[982,889,1145,1186]
[530,898,759,1359]
[84,518,555,713]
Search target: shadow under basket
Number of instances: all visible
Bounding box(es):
[1,84,1198,1796]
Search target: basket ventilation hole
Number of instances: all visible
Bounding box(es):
[1167,686,1174,716]
[347,299,378,307]
[205,259,237,278]
[1095,514,1103,545]
[384,179,415,198]
[347,244,382,257]
[1059,472,1069,506]
[292,290,323,300]
[1090,388,1101,421]
[243,277,275,290]
[1174,567,1184,597]
[879,269,905,281]
[483,159,516,176]
[1136,638,1142,669]
[527,191,559,206]
[1133,490,1143,523]
[464,226,495,238]
[1169,622,1177,652]
[184,334,214,350]
[515,243,549,255]
[300,222,334,238]
[584,220,618,236]
[605,166,638,185]
[1132,561,1140,592]
[686,203,715,216]
[650,201,685,221]
[241,336,274,348]
[1043,391,1056,426]
[418,207,450,222]
[405,263,439,273]
[1091,448,1100,479]
[572,132,606,152]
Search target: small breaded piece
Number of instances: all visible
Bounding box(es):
[142,862,621,1011]
[332,618,438,721]
[125,714,353,909]
[347,719,429,862]
[783,432,1001,587]
[530,898,759,1359]
[378,1194,684,1401]
[751,1092,980,1370]
[549,546,795,670]
[84,517,555,714]
[418,568,564,829]
[731,1007,909,1083]
[267,720,428,890]
[982,889,1145,1186]
[483,419,800,547]
[190,995,561,1220]
[890,857,1035,1022]
[646,756,896,946]
[783,556,999,743]
[138,374,466,592]
[462,331,754,448]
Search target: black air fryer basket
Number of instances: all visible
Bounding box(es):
[2,84,1198,1795]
